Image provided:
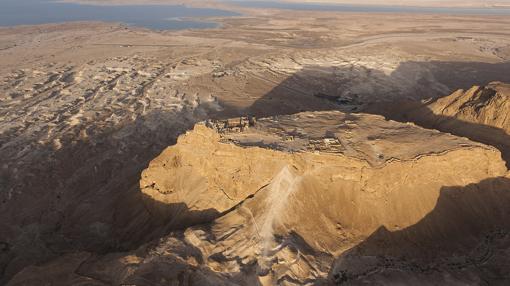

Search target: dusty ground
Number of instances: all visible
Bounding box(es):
[1,8,510,284]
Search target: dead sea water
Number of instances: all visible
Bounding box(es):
[0,0,239,30]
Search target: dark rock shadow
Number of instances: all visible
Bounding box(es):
[218,60,510,118]
[367,99,510,168]
[397,60,510,92]
[328,176,510,285]
[229,61,510,166]
[0,107,217,283]
[1,59,510,284]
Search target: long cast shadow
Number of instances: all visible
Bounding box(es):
[365,98,510,168]
[224,60,510,117]
[0,107,217,283]
[2,59,510,284]
[328,176,510,285]
[238,61,510,167]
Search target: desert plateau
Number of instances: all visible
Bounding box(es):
[1,0,510,285]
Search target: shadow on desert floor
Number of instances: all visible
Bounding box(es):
[238,60,510,167]
[329,176,510,284]
[367,99,510,168]
[1,59,510,283]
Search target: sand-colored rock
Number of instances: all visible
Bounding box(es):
[374,82,510,167]
[93,111,510,285]
[140,111,506,227]
[3,8,510,284]
[3,14,510,282]
[7,111,510,285]
[423,82,510,133]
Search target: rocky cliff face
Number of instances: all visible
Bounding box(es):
[426,82,510,133]
[9,111,510,285]
[375,82,510,167]
[140,111,507,233]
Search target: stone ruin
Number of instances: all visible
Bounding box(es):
[307,137,343,153]
[206,116,257,133]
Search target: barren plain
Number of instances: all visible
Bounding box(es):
[1,4,510,285]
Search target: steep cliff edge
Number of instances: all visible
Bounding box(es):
[426,82,510,134]
[371,82,510,167]
[8,111,510,285]
[139,111,507,232]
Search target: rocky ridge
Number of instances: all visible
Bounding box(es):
[426,82,510,133]
[2,14,510,285]
[373,82,510,167]
[8,110,510,285]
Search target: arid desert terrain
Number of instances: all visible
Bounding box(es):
[1,2,510,285]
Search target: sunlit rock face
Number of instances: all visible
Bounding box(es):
[372,82,510,167]
[10,110,509,285]
[2,10,510,284]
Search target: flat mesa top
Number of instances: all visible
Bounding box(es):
[210,111,489,165]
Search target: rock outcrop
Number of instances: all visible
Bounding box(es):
[372,82,510,167]
[140,111,507,232]
[425,82,510,134]
[9,111,510,285]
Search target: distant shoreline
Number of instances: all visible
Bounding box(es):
[278,0,510,8]
[61,0,510,9]
[0,1,239,30]
[58,0,510,18]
